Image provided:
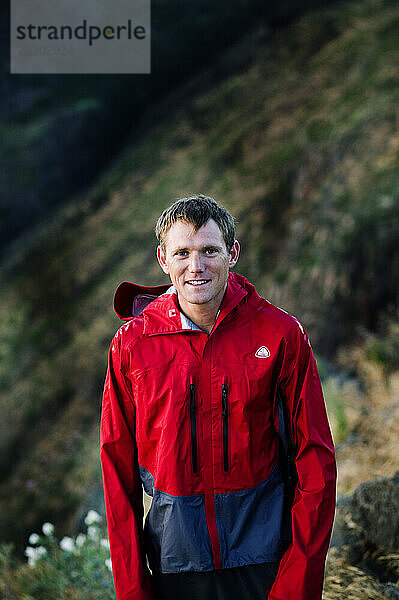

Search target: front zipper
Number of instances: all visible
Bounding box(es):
[221,383,229,472]
[190,383,198,474]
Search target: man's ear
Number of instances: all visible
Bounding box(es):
[228,240,240,268]
[157,245,170,275]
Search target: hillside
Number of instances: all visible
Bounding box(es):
[0,0,398,566]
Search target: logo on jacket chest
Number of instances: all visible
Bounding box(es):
[255,346,271,358]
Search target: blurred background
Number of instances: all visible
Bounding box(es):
[0,0,398,597]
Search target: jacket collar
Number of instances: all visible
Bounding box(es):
[113,272,254,335]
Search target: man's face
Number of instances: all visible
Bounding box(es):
[157,218,240,315]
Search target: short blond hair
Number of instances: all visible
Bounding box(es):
[155,194,235,252]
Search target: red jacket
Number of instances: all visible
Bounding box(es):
[100,272,336,600]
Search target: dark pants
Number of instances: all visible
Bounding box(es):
[153,561,279,600]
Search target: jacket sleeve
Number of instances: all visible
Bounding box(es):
[100,329,154,600]
[268,323,337,600]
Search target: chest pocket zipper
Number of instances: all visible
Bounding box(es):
[222,383,229,472]
[190,383,198,474]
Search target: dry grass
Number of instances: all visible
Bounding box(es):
[324,549,394,600]
[335,355,399,495]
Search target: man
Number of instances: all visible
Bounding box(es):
[100,194,336,600]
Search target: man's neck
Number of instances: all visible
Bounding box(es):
[178,302,219,335]
[177,284,229,334]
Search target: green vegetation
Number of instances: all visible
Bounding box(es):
[322,377,350,445]
[0,511,115,600]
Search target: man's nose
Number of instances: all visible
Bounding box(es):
[188,252,204,272]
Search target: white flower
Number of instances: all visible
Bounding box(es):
[28,533,40,545]
[60,536,75,552]
[25,545,47,568]
[75,533,86,547]
[105,557,112,571]
[42,522,54,536]
[25,546,36,558]
[84,509,102,526]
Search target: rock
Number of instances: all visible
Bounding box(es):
[350,472,399,553]
[330,494,356,549]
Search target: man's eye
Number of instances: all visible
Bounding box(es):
[176,250,188,256]
[205,248,217,254]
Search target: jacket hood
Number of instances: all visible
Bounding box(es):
[113,272,259,322]
[114,281,172,320]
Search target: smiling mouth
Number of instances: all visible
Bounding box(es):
[186,279,211,286]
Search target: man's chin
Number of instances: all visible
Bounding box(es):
[185,295,212,305]
[180,289,216,306]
